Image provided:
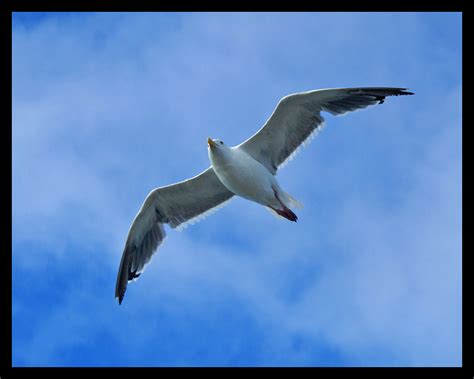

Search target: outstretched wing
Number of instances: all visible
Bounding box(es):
[238,87,414,174]
[115,167,233,304]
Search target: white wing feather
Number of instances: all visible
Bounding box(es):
[238,87,413,175]
[115,167,233,304]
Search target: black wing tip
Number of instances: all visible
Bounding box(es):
[350,87,415,96]
[383,88,415,97]
[367,88,414,104]
[116,285,126,305]
[394,88,415,96]
[115,269,141,305]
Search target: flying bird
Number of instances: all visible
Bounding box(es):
[115,87,414,304]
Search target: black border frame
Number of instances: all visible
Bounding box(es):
[1,2,467,376]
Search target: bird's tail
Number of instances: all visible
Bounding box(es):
[267,189,300,223]
[281,191,303,209]
[266,206,298,222]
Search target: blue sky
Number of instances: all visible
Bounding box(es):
[12,12,462,367]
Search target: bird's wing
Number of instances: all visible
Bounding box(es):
[238,87,414,174]
[115,166,234,304]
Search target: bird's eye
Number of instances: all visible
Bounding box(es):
[220,141,224,145]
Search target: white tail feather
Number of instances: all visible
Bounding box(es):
[282,192,304,209]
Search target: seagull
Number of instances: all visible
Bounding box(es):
[115,87,414,304]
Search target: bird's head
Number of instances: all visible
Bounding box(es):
[207,137,231,156]
[207,137,226,149]
[207,137,231,164]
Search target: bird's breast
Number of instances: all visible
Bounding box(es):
[210,149,275,204]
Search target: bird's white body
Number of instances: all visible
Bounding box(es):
[208,143,283,209]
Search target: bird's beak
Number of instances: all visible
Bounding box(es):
[208,137,216,148]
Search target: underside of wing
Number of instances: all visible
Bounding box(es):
[238,87,414,174]
[115,167,234,304]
